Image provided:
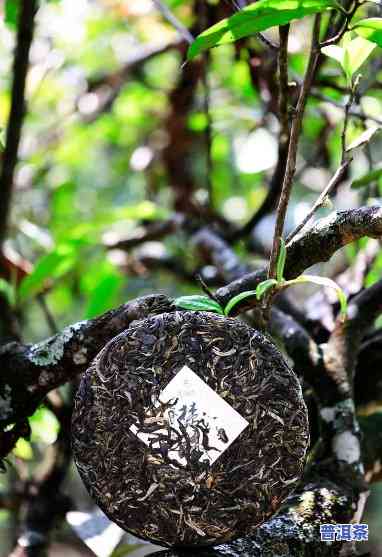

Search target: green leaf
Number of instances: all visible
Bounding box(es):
[287,274,348,316]
[322,36,376,81]
[346,126,381,151]
[224,290,257,316]
[13,438,33,460]
[353,18,382,48]
[343,36,376,80]
[256,279,279,300]
[224,280,278,316]
[80,260,126,319]
[0,278,16,306]
[174,295,224,314]
[351,164,382,189]
[321,44,345,66]
[111,544,144,557]
[18,243,77,301]
[188,0,338,59]
[276,238,287,282]
[4,0,19,29]
[30,408,59,445]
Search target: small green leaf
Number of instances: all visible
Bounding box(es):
[81,261,123,319]
[224,290,257,316]
[322,35,375,82]
[351,164,382,189]
[13,438,33,461]
[30,407,59,445]
[286,274,347,316]
[321,44,345,66]
[0,278,16,306]
[174,295,224,314]
[353,18,382,48]
[111,544,145,557]
[343,36,376,80]
[224,280,279,315]
[4,0,19,29]
[187,0,339,59]
[19,244,77,301]
[346,126,380,151]
[256,278,279,300]
[276,238,287,282]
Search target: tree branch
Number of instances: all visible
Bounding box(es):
[104,215,185,251]
[152,0,194,44]
[82,40,182,122]
[0,0,37,246]
[285,159,351,244]
[215,206,382,308]
[268,15,322,279]
[0,295,174,460]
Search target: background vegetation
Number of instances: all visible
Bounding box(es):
[0,0,382,555]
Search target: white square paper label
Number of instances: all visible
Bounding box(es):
[130,365,249,466]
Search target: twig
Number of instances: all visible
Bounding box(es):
[320,0,361,47]
[341,80,360,157]
[202,52,214,210]
[278,25,290,139]
[36,294,58,335]
[257,32,279,51]
[152,0,194,44]
[104,215,184,251]
[286,159,351,244]
[311,91,382,125]
[196,274,220,304]
[0,0,37,247]
[287,77,357,245]
[268,15,322,280]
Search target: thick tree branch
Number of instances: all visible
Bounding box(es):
[193,228,252,282]
[0,295,174,459]
[269,307,320,377]
[216,206,382,308]
[104,215,185,251]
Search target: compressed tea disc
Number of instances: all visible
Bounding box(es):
[72,311,309,547]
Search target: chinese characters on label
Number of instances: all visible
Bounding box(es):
[130,365,249,466]
[320,524,368,542]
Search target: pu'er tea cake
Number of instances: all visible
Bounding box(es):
[72,311,309,547]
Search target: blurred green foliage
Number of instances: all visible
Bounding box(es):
[0,5,382,543]
[0,0,379,340]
